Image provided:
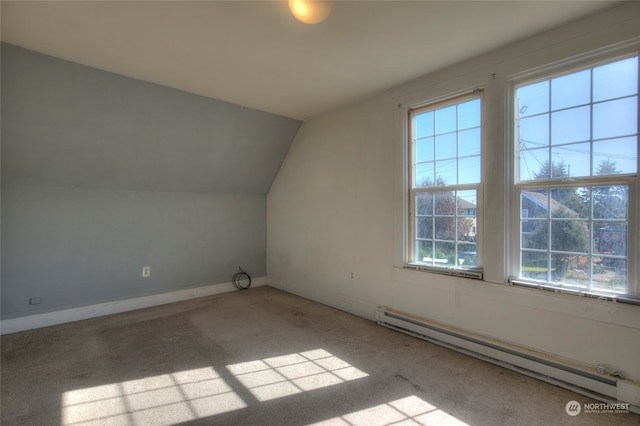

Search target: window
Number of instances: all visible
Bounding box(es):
[514,56,638,296]
[408,93,482,274]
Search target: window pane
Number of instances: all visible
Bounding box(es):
[416,216,433,239]
[458,99,481,129]
[415,137,434,163]
[457,247,476,266]
[593,96,637,139]
[593,185,627,220]
[415,162,435,187]
[434,191,456,215]
[551,253,575,284]
[593,137,637,174]
[458,156,480,185]
[552,69,591,110]
[435,159,457,185]
[457,190,477,213]
[593,56,638,102]
[435,105,456,134]
[550,142,591,178]
[521,190,549,218]
[458,128,481,156]
[517,81,549,118]
[601,255,627,277]
[457,216,476,240]
[519,148,549,181]
[435,133,456,160]
[415,192,434,215]
[551,106,590,144]
[434,217,455,240]
[518,114,549,148]
[459,191,477,241]
[551,220,589,252]
[522,220,548,250]
[595,258,627,294]
[595,223,627,256]
[415,111,434,139]
[416,240,433,263]
[521,251,549,280]
[434,241,455,264]
[551,187,589,219]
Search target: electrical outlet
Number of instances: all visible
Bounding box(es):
[29,297,42,305]
[142,266,151,277]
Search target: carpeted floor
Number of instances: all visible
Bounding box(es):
[1,286,637,425]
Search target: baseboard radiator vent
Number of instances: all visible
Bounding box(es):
[376,306,639,414]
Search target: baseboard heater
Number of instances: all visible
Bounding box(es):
[376,306,639,414]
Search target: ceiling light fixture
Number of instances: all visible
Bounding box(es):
[288,0,333,25]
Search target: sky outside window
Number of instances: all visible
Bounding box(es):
[517,56,638,182]
[413,98,481,189]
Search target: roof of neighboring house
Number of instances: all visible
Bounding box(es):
[457,198,477,210]
[521,190,581,217]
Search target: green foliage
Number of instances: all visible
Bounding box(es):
[551,209,589,252]
[595,159,620,176]
[525,207,588,253]
[533,160,569,180]
[419,247,430,259]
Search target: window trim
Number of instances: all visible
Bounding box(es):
[405,90,484,278]
[508,48,639,299]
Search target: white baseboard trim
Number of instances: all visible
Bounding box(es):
[0,277,266,335]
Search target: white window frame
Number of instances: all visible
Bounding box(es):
[508,48,639,300]
[406,90,484,279]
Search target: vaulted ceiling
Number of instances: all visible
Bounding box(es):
[0,1,621,120]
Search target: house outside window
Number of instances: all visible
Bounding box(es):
[513,55,638,296]
[408,93,482,274]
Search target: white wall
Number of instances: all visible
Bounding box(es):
[267,1,640,388]
[268,93,395,316]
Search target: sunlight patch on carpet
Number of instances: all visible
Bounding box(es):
[226,349,369,402]
[61,367,246,425]
[308,395,470,426]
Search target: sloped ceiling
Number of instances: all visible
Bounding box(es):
[1,43,300,194]
[0,1,621,121]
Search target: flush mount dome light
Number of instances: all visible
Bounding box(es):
[288,0,333,24]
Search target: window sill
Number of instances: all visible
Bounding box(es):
[404,263,483,280]
[508,278,640,306]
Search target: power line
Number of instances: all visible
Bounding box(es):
[519,138,637,161]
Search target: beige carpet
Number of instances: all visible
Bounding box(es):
[1,286,637,425]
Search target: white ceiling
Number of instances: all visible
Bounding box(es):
[0,1,621,120]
